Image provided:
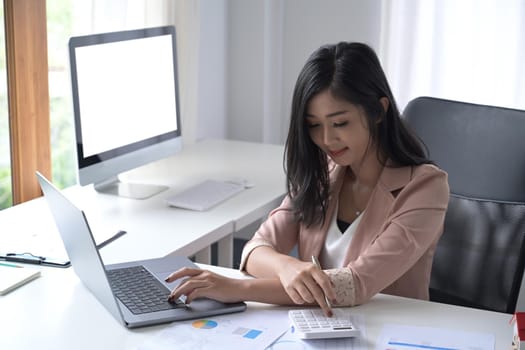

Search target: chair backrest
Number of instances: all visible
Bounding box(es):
[403,96,525,313]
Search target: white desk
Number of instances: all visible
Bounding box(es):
[0,139,286,267]
[0,264,514,349]
[0,138,515,348]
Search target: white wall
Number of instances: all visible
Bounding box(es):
[195,0,228,142]
[225,0,383,144]
[197,0,525,312]
[226,0,266,142]
[220,0,384,245]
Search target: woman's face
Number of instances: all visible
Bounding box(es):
[305,89,373,167]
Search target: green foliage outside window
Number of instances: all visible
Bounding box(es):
[0,4,9,210]
[48,0,76,191]
[0,166,11,209]
[0,1,76,210]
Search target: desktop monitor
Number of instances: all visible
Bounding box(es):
[68,26,182,199]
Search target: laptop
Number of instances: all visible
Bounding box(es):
[36,172,246,328]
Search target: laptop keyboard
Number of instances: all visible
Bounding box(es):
[107,265,185,315]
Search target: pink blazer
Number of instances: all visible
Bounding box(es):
[240,162,449,305]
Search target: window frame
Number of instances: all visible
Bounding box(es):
[4,0,51,205]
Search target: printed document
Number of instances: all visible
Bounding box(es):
[138,308,290,350]
[375,324,495,350]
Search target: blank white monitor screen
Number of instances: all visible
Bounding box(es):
[69,26,182,199]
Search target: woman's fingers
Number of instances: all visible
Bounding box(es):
[311,268,336,303]
[169,278,210,303]
[165,268,207,303]
[164,267,202,283]
[311,269,335,316]
[286,281,314,304]
[166,269,242,304]
[283,267,334,317]
[285,273,323,304]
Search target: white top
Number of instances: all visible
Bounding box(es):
[319,204,363,269]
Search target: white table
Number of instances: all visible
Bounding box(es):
[0,264,514,349]
[0,139,286,267]
[0,138,515,349]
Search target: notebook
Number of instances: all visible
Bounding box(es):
[36,172,246,328]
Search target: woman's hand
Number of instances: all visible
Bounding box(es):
[277,259,336,316]
[165,267,243,304]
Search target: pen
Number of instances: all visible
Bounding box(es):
[311,255,332,309]
[97,230,127,249]
[0,262,23,268]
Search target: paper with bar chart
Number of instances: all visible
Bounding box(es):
[138,309,290,350]
[375,324,494,350]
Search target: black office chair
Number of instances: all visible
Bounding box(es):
[403,96,525,314]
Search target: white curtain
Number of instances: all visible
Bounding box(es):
[379,0,525,112]
[70,0,201,145]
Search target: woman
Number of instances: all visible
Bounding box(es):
[166,42,449,317]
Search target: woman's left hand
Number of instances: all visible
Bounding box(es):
[165,267,243,304]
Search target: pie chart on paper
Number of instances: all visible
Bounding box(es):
[192,319,218,329]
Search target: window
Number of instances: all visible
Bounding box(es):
[47,1,177,190]
[0,1,179,209]
[47,0,75,189]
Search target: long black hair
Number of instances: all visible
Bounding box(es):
[285,42,431,227]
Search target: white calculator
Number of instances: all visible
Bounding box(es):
[288,308,359,339]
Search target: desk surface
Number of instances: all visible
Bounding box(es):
[0,264,514,349]
[0,139,286,266]
[0,139,515,348]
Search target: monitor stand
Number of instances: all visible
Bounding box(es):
[93,176,168,200]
